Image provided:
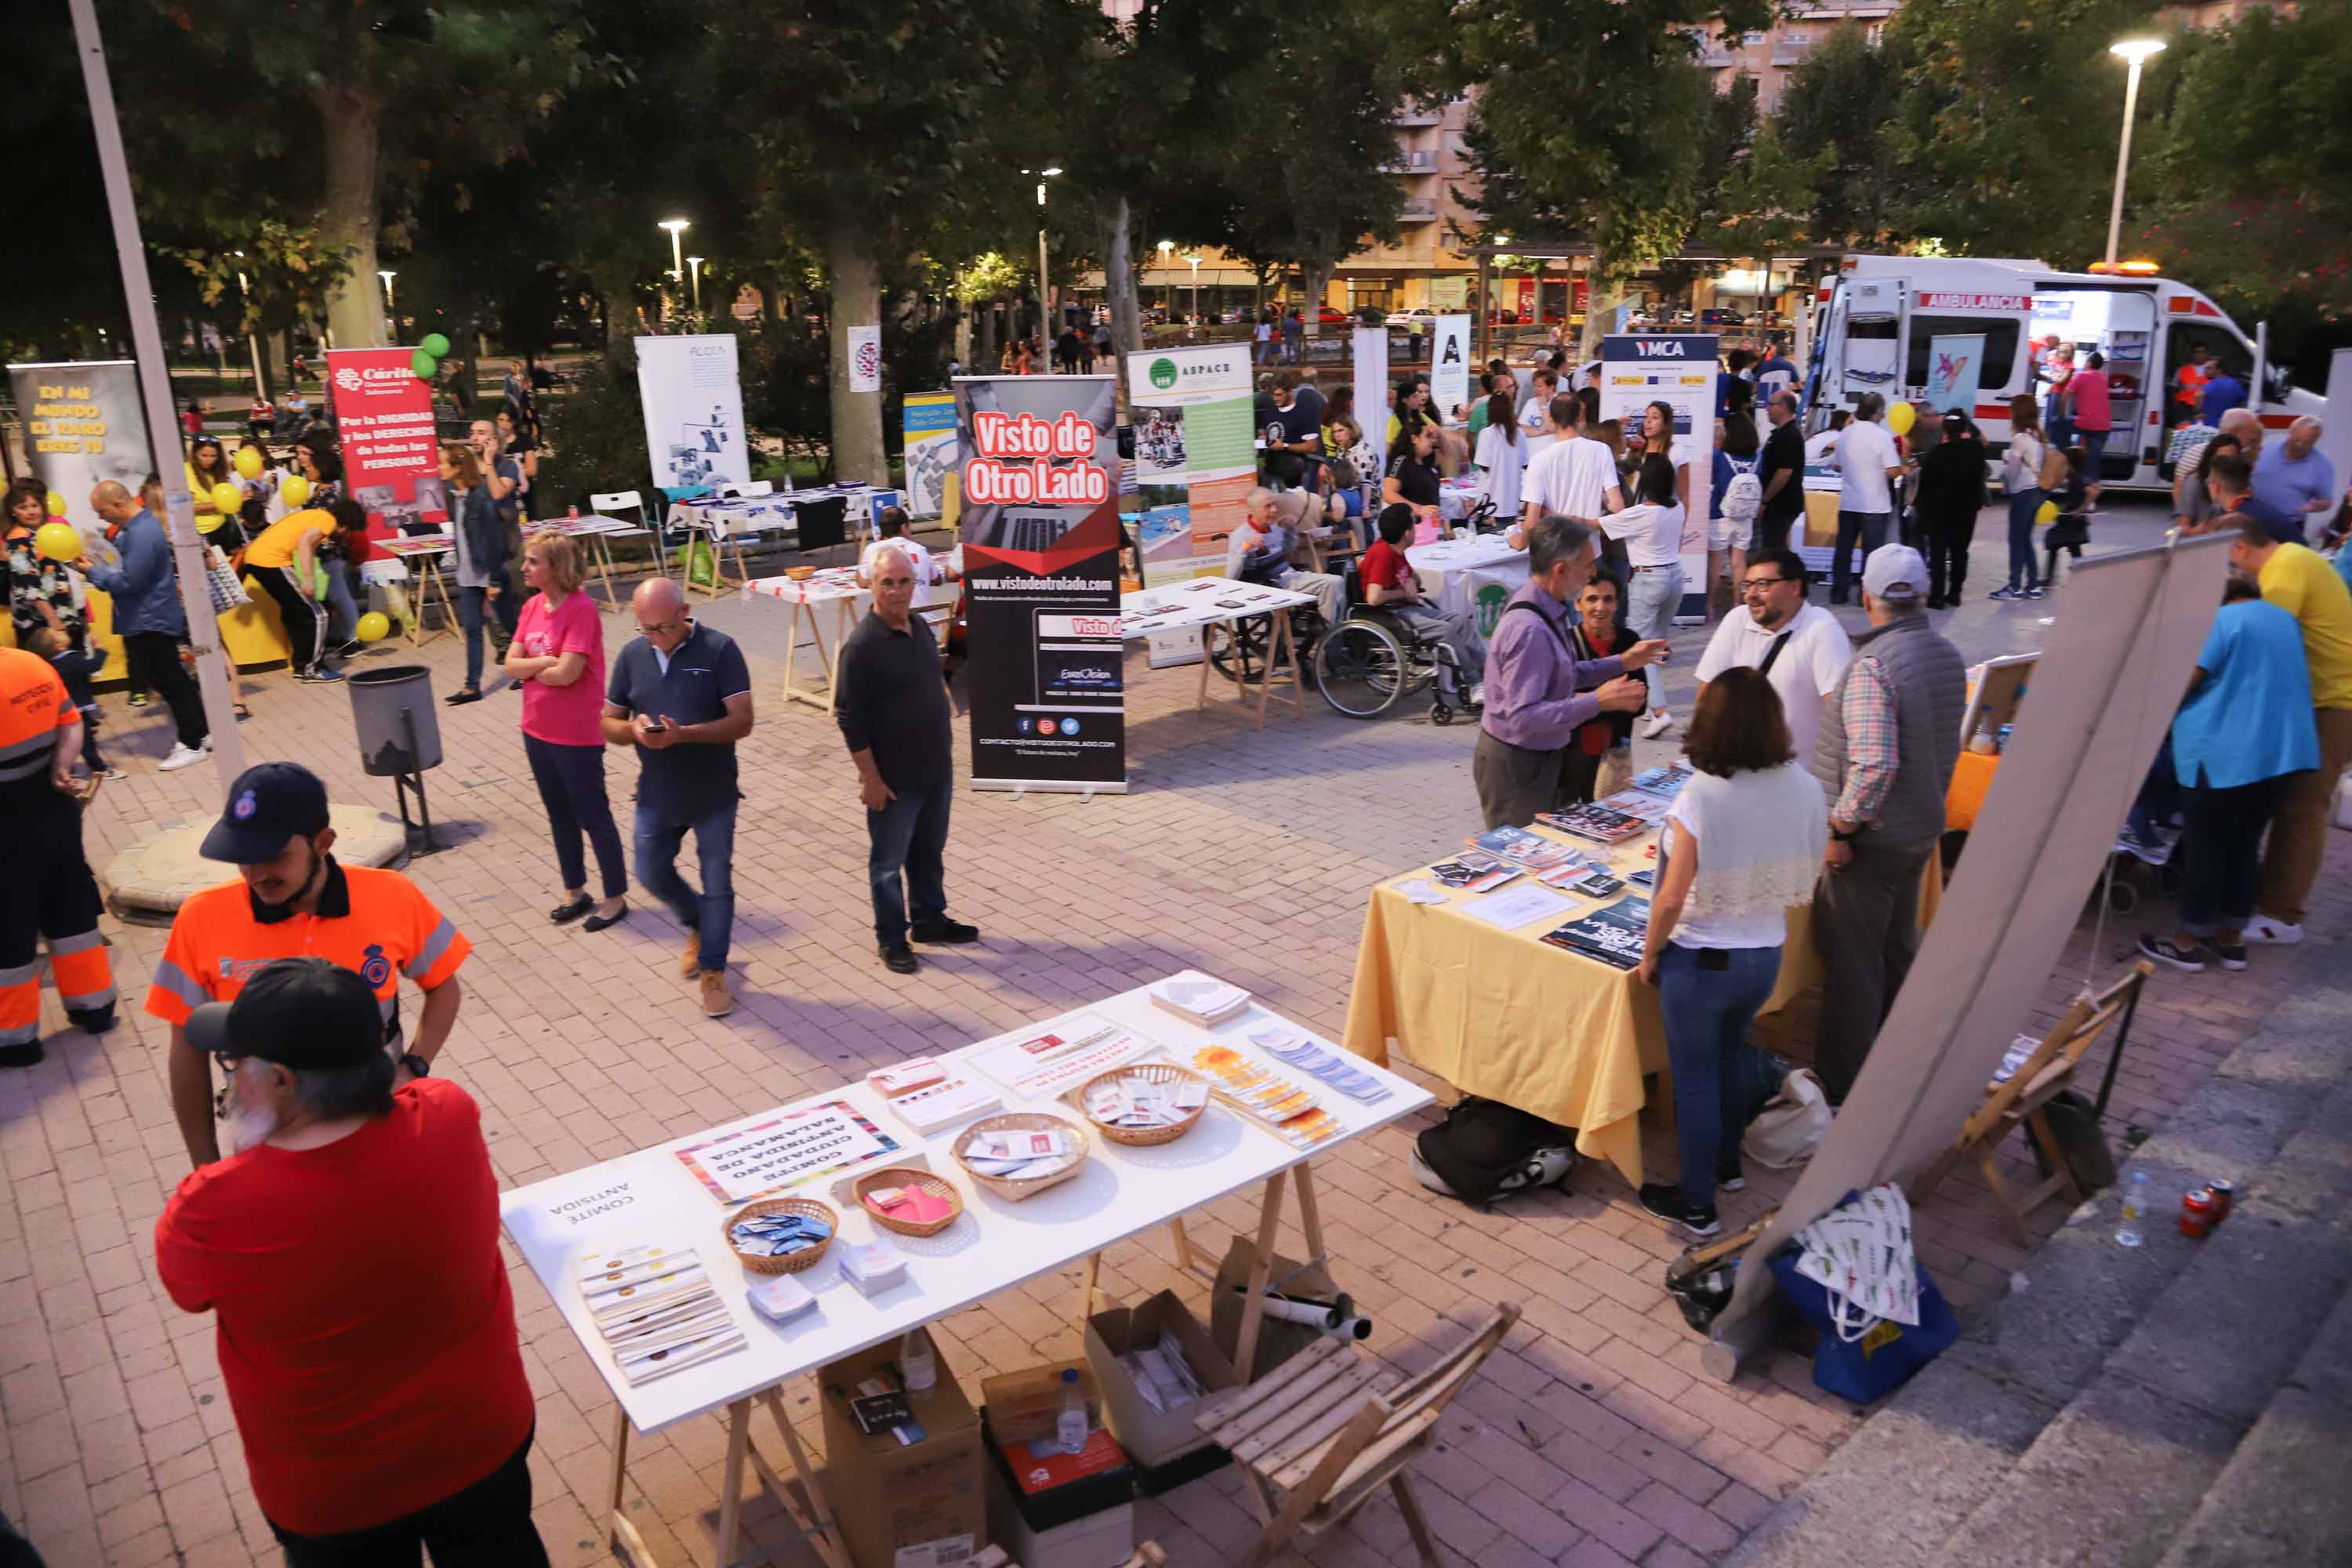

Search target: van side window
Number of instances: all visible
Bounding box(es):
[1905,315,2020,391]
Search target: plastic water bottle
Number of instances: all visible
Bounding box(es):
[898,1328,935,1399]
[2114,1171,2149,1248]
[1055,1367,1088,1455]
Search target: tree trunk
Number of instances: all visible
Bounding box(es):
[259,330,287,399]
[974,299,998,373]
[757,274,781,332]
[826,217,886,487]
[601,288,636,369]
[1303,260,1337,341]
[315,82,385,350]
[1582,249,1618,361]
[1102,195,1142,358]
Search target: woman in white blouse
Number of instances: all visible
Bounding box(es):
[1472,388,1527,524]
[1603,452,1687,740]
[1634,668,1828,1238]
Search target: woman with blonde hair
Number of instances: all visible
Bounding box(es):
[440,441,517,703]
[506,528,627,928]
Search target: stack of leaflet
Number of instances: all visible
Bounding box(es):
[879,1070,1003,1136]
[1247,1025,1391,1105]
[1427,851,1521,892]
[1466,825,1584,871]
[1120,1329,1210,1415]
[579,1245,745,1385]
[1628,763,1694,800]
[1596,789,1673,826]
[1187,1045,1341,1149]
[963,1125,1082,1181]
[1149,971,1252,1029]
[1539,895,1653,970]
[1535,803,1647,845]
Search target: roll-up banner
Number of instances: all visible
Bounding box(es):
[1430,314,1473,424]
[325,347,448,541]
[1123,343,1254,590]
[634,334,750,498]
[8,360,149,552]
[1601,332,1718,621]
[955,375,1127,795]
[901,390,957,519]
[1353,326,1390,474]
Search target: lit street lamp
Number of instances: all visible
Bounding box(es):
[1025,168,1062,343]
[1188,254,1202,324]
[1157,239,1174,314]
[2104,39,2165,267]
[686,256,703,314]
[233,249,265,394]
[659,217,691,280]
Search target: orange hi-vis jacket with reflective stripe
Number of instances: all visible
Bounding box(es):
[0,648,111,1049]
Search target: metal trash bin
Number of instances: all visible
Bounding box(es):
[347,665,442,777]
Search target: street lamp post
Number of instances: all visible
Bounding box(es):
[2104,39,2165,267]
[686,257,703,314]
[378,269,396,336]
[659,218,691,327]
[1157,239,1174,315]
[1026,168,1062,347]
[233,250,265,396]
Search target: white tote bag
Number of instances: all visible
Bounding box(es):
[1745,1067,1832,1169]
[1789,1182,1922,1339]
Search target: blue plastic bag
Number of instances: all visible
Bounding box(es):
[1767,1192,1959,1404]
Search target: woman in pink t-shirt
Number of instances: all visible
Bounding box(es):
[503,530,627,929]
[2064,349,2114,514]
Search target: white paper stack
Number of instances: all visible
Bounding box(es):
[1082,1072,1210,1131]
[578,1244,746,1385]
[1121,1327,1210,1415]
[1149,971,1252,1029]
[963,1127,1079,1181]
[881,1071,1004,1135]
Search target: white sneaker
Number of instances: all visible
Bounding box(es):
[2244,915,2303,945]
[158,743,207,773]
[1639,710,1674,740]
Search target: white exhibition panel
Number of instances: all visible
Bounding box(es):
[1711,534,2233,1349]
[501,985,1433,1436]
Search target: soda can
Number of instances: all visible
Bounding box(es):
[2180,1187,2216,1238]
[2206,1178,2234,1225]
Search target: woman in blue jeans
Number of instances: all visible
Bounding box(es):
[1991,394,2048,601]
[438,442,518,704]
[1635,669,1829,1238]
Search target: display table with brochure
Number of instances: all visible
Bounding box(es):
[1406,533,1530,644]
[501,978,1431,1568]
[741,566,953,713]
[1118,576,1316,731]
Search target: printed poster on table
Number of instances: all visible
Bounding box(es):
[633,334,750,497]
[1601,333,1718,621]
[955,374,1127,793]
[5,360,149,549]
[1926,334,1987,415]
[671,1099,901,1206]
[1430,314,1473,424]
[326,347,449,546]
[902,390,957,519]
[1124,343,1254,588]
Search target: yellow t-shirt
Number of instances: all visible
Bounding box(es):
[243,508,339,571]
[2258,543,2352,710]
[187,462,232,535]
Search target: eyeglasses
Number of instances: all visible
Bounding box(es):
[635,616,687,636]
[1740,577,1793,593]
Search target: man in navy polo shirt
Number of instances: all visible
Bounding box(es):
[602,579,754,1018]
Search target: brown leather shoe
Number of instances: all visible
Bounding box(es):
[699,970,733,1018]
[679,931,702,979]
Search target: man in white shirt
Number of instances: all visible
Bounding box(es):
[857,506,949,586]
[1515,393,1623,543]
[1694,547,1853,766]
[1830,394,1906,605]
[1804,410,1848,467]
[1225,488,1344,623]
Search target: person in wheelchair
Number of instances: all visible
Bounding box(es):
[1228,488,1345,626]
[1359,503,1486,702]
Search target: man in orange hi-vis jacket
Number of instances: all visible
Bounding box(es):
[0,645,114,1066]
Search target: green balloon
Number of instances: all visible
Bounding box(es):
[419,332,452,358]
[411,347,438,379]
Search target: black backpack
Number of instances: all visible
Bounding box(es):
[1414,1097,1577,1206]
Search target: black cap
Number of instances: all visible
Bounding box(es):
[200,762,330,863]
[183,957,385,1069]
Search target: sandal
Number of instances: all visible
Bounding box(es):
[234,704,252,721]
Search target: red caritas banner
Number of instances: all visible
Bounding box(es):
[326,347,448,547]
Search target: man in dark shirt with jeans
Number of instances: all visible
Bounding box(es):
[836,553,975,975]
[1755,390,1808,555]
[602,579,754,1018]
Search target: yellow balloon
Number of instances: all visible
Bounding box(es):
[2036,499,2059,525]
[234,445,264,479]
[34,521,82,562]
[1886,400,1916,437]
[45,491,66,517]
[211,481,244,517]
[281,474,312,507]
[356,611,391,643]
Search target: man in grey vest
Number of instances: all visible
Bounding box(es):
[1809,544,1965,1103]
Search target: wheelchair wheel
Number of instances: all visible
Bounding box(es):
[1431,702,1454,726]
[1316,619,1409,718]
[1204,616,1273,685]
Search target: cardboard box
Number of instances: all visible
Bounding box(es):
[1085,1290,1242,1468]
[1210,1235,1341,1381]
[819,1341,986,1568]
[978,1360,1100,1450]
[985,1439,1136,1568]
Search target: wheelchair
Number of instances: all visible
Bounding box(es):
[1204,556,1328,688]
[1312,564,1477,724]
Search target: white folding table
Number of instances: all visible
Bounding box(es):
[1119,577,1316,729]
[739,568,951,713]
[376,532,457,648]
[499,982,1432,1568]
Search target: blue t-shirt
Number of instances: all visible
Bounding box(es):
[2171,600,2319,789]
[2249,447,2337,546]
[2199,374,2246,426]
[1754,356,1799,405]
[604,622,751,822]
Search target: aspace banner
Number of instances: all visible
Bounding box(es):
[1123,343,1254,588]
[902,390,956,518]
[634,334,750,497]
[326,347,447,541]
[955,375,1127,794]
[1600,333,1719,621]
[8,360,151,548]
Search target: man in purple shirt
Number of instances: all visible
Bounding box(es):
[1473,515,1665,828]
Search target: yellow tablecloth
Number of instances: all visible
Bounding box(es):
[1341,819,1940,1186]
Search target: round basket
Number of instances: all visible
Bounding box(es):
[953,1112,1090,1202]
[1075,1063,1209,1147]
[784,564,818,580]
[852,1167,966,1238]
[723,1196,837,1276]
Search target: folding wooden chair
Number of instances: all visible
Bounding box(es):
[1908,960,2152,1244]
[1191,1301,1519,1568]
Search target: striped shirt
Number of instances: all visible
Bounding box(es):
[1832,655,1899,826]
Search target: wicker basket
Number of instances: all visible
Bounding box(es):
[723,1196,837,1276]
[953,1112,1090,1201]
[852,1167,966,1237]
[1073,1063,1209,1147]
[784,564,818,580]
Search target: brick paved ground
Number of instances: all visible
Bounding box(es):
[3,499,2345,1568]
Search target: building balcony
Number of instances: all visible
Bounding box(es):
[1378,149,1439,173]
[1399,198,1439,222]
[1772,37,1813,64]
[1698,45,1737,67]
[1394,106,1443,126]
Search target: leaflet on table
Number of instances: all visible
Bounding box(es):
[1534,803,1648,844]
[1246,1024,1392,1104]
[1427,851,1522,892]
[1468,824,1586,869]
[577,1243,745,1385]
[1540,895,1653,969]
[1457,881,1577,931]
[962,1011,1158,1101]
[1595,789,1672,825]
[670,1099,902,1205]
[1625,763,1693,800]
[1185,1044,1342,1148]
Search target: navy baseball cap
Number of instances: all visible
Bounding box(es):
[183,956,385,1069]
[200,762,331,863]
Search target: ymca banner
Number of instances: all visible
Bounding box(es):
[1124,343,1254,589]
[634,334,750,497]
[955,375,1127,795]
[901,390,956,519]
[326,347,448,539]
[7,360,150,546]
[1431,314,1474,423]
[1600,333,1719,622]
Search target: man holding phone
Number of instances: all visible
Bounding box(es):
[603,579,754,1018]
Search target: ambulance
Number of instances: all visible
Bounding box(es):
[1801,254,2325,490]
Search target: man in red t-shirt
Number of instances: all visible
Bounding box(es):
[154,958,546,1566]
[1361,502,1488,700]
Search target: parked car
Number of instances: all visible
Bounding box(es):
[1316,305,1348,325]
[1699,307,1746,328]
[1385,307,1439,328]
